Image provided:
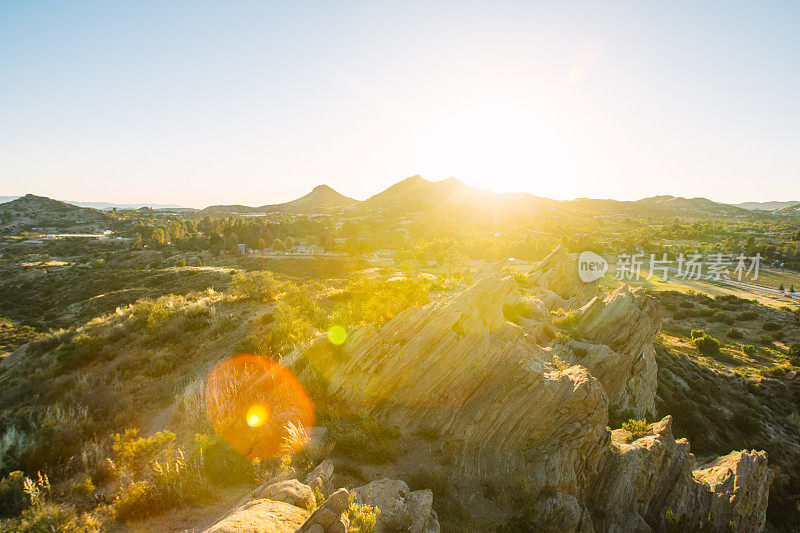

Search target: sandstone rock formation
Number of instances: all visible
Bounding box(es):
[205,499,308,533]
[588,416,772,532]
[296,488,350,533]
[352,478,439,533]
[254,479,315,511]
[281,247,771,532]
[554,284,662,416]
[527,245,599,309]
[303,459,334,497]
[289,268,610,487]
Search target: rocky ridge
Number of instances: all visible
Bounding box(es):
[281,246,772,531]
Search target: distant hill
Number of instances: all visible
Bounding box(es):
[72,201,185,211]
[358,175,558,217]
[0,196,183,211]
[773,203,800,214]
[202,184,357,215]
[565,195,751,218]
[734,201,800,211]
[0,194,112,234]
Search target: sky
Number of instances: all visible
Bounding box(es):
[1,1,798,208]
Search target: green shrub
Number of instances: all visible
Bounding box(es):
[762,321,780,331]
[690,330,705,340]
[72,477,95,499]
[347,493,379,533]
[726,328,743,339]
[0,471,28,518]
[772,330,785,341]
[790,343,800,366]
[699,308,714,318]
[737,310,758,320]
[731,410,761,434]
[712,311,733,325]
[54,334,107,369]
[192,433,251,486]
[229,271,278,302]
[762,364,791,378]
[109,429,206,521]
[742,345,757,356]
[693,335,720,355]
[679,301,694,309]
[110,429,177,479]
[622,419,649,439]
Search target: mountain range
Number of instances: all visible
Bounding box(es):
[734,201,800,211]
[5,177,798,225]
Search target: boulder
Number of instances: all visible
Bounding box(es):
[254,479,315,511]
[297,488,350,533]
[204,499,308,533]
[352,478,439,533]
[304,459,334,497]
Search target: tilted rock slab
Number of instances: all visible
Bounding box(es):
[556,285,662,416]
[284,256,771,532]
[527,245,599,309]
[290,269,609,488]
[587,416,772,532]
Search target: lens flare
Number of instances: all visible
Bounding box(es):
[327,325,347,345]
[205,354,314,458]
[246,403,270,428]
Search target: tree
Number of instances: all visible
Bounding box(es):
[779,283,785,291]
[151,228,166,247]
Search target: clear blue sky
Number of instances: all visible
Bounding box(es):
[1,1,798,207]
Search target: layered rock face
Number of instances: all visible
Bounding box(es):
[282,248,771,532]
[588,416,772,532]
[527,244,599,309]
[291,267,609,488]
[554,284,661,416]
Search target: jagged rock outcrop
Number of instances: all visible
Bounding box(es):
[352,478,440,533]
[281,248,771,532]
[289,268,610,486]
[587,416,772,532]
[554,285,662,416]
[527,245,599,309]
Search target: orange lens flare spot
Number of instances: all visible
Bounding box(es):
[205,354,314,459]
[246,403,270,428]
